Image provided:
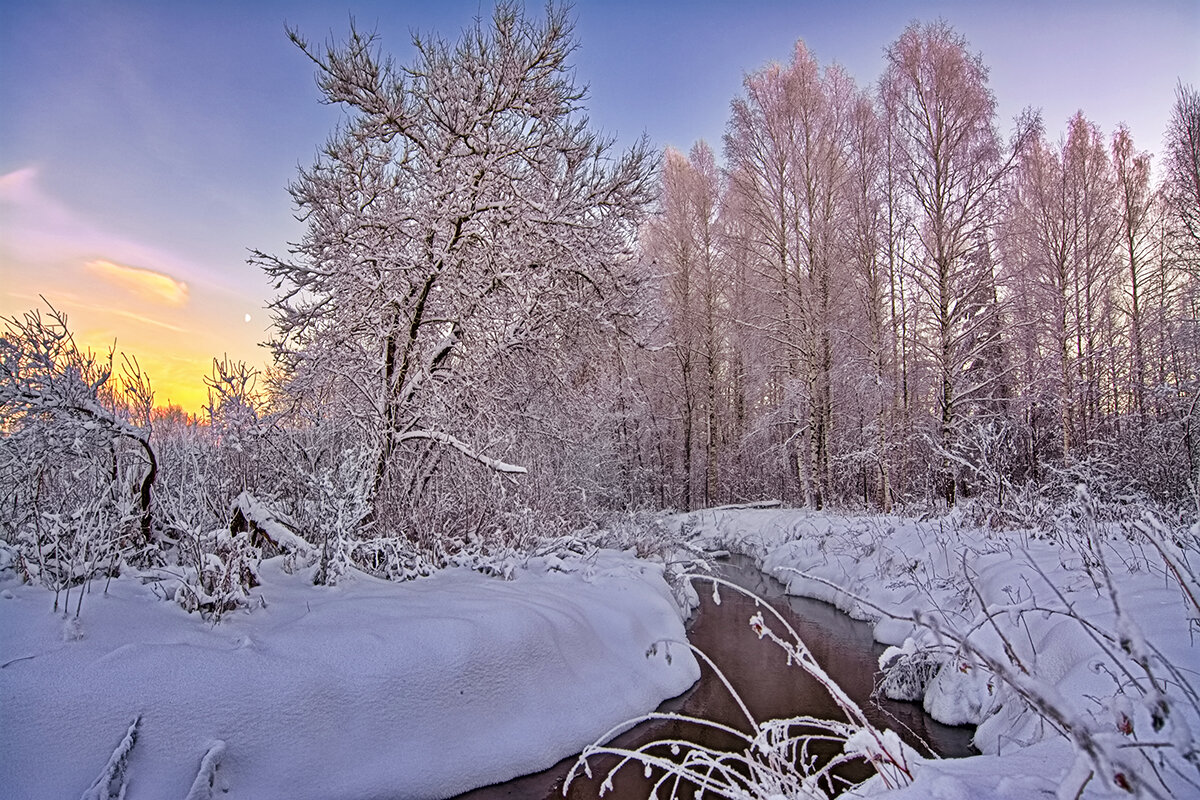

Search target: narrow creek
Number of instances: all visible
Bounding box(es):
[455,555,974,799]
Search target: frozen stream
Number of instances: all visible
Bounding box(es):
[456,555,974,799]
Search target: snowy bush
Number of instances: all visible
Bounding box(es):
[303,446,372,587]
[13,492,137,616]
[0,305,161,609]
[878,639,948,702]
[174,528,262,620]
[203,357,268,496]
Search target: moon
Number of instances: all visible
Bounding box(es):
[244,313,252,323]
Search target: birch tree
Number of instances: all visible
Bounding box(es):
[725,41,858,508]
[1062,113,1121,444]
[1006,132,1074,462]
[844,85,896,508]
[1112,124,1155,416]
[881,21,1036,503]
[643,143,729,508]
[1165,82,1200,261]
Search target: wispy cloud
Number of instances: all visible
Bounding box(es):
[86,258,189,306]
[0,166,234,295]
[4,291,191,334]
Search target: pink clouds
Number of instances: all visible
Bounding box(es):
[0,166,226,299]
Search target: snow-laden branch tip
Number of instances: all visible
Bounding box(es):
[79,716,140,800]
[398,429,527,474]
[182,741,226,800]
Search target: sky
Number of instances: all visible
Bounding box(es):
[2,0,1197,413]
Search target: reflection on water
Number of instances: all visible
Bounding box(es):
[454,556,974,799]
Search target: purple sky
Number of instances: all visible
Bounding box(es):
[1,0,1197,409]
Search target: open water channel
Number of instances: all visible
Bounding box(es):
[455,555,974,799]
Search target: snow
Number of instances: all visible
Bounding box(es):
[682,506,1200,798]
[0,550,699,800]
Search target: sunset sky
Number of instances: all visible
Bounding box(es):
[2,0,1197,413]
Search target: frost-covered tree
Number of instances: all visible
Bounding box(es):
[254,3,654,531]
[1165,82,1200,261]
[1005,115,1120,463]
[881,21,1037,503]
[725,42,861,508]
[642,142,730,509]
[843,84,898,509]
[1112,125,1156,416]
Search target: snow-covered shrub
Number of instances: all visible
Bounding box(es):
[13,491,137,616]
[0,540,16,578]
[878,639,948,702]
[174,527,262,620]
[304,446,372,587]
[0,306,161,608]
[347,536,441,581]
[196,356,275,513]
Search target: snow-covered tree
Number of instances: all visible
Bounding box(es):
[880,21,1037,504]
[1112,125,1156,416]
[641,142,731,509]
[254,3,654,532]
[1165,82,1200,262]
[725,42,861,508]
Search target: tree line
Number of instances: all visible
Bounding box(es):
[634,22,1200,514]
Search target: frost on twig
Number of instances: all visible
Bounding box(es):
[568,574,916,799]
[79,715,140,800]
[1137,514,1200,626]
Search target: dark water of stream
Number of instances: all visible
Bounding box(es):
[454,556,974,799]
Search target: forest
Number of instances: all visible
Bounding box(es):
[2,3,1199,799]
[3,5,1198,596]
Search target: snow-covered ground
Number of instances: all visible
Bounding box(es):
[682,503,1200,799]
[0,550,699,800]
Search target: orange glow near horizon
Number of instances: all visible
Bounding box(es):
[3,293,272,416]
[1,167,274,415]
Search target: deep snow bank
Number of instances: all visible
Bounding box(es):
[0,550,699,800]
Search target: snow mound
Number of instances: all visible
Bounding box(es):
[0,550,699,800]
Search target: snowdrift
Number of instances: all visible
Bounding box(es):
[0,550,699,800]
